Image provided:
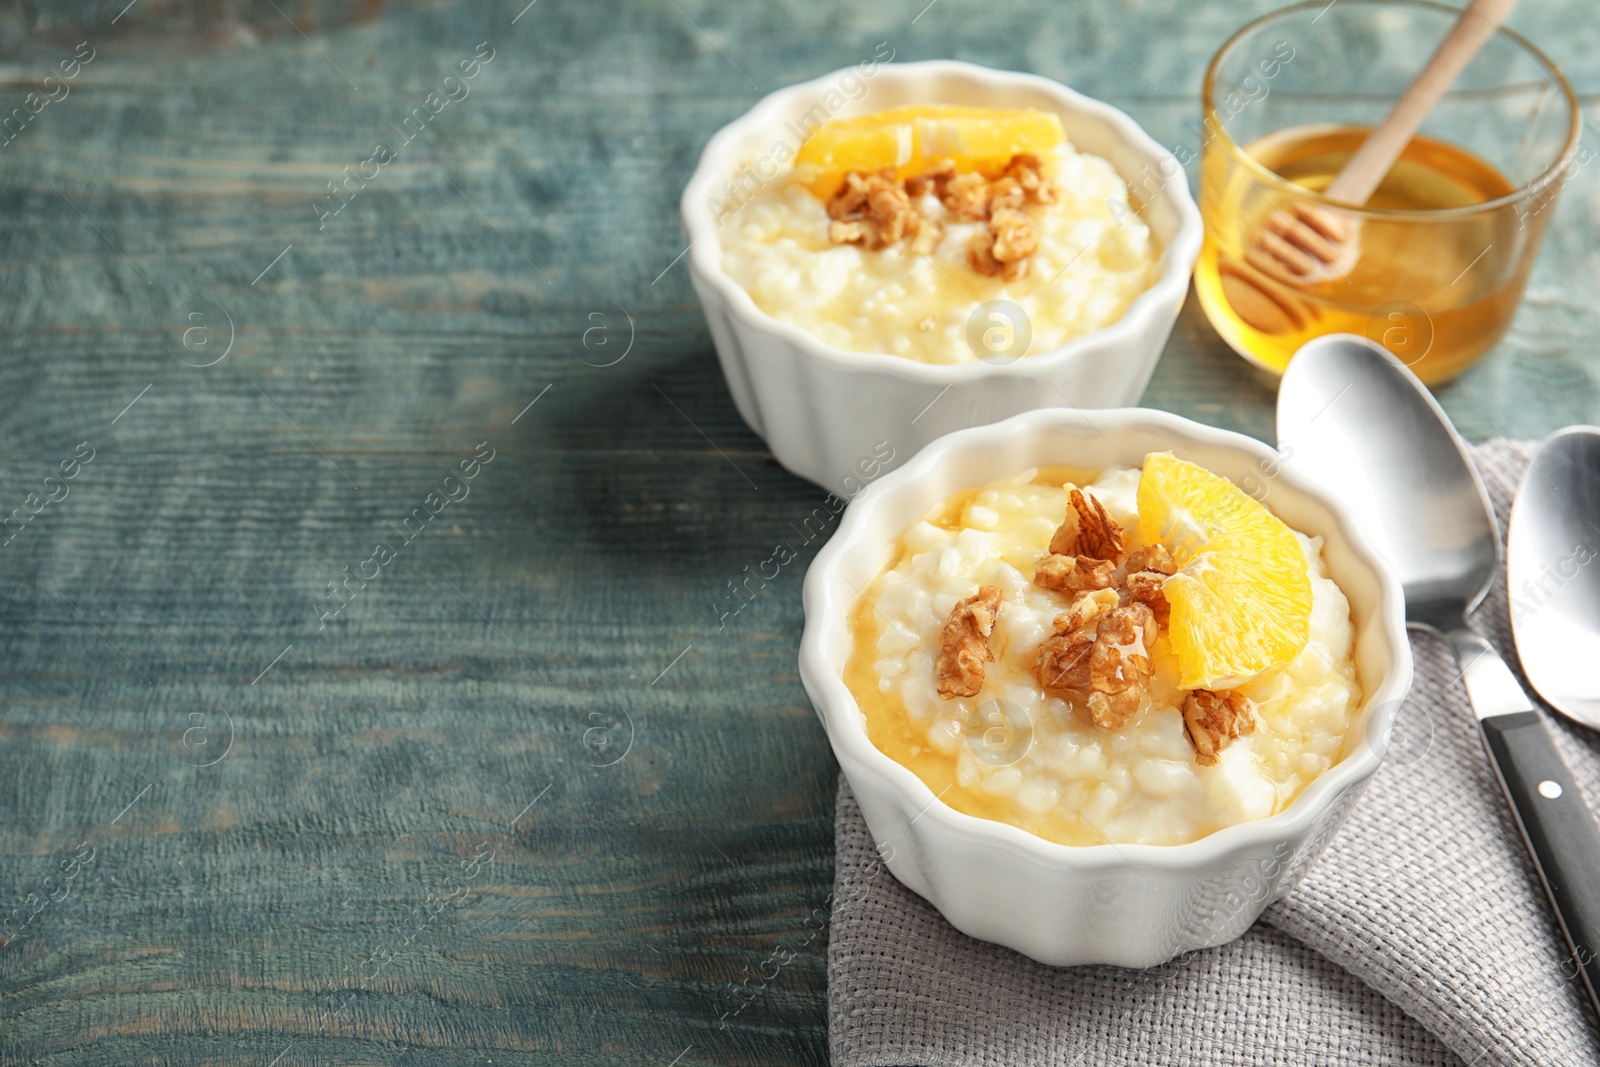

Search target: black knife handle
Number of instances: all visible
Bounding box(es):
[1481,711,1600,1011]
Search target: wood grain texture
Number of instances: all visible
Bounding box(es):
[0,0,1595,1063]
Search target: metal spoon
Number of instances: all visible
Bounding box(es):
[1509,428,1600,731]
[1278,333,1600,1019]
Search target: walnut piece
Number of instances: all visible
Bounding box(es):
[1126,543,1177,576]
[988,207,1038,262]
[1123,542,1178,623]
[1035,594,1156,729]
[1047,500,1080,554]
[967,207,1038,281]
[1086,601,1156,729]
[1182,688,1256,766]
[1004,153,1057,205]
[936,585,1003,699]
[1048,488,1124,562]
[1062,586,1121,631]
[942,171,993,221]
[904,158,955,199]
[989,176,1026,214]
[1036,624,1093,691]
[1034,553,1116,596]
[826,169,893,221]
[1034,589,1119,691]
[960,230,1011,279]
[826,169,922,251]
[1125,569,1170,624]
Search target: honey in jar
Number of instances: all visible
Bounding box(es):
[1195,123,1536,384]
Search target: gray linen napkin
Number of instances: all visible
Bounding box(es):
[829,440,1600,1067]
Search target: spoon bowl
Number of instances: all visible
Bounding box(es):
[1508,427,1600,732]
[1276,333,1498,632]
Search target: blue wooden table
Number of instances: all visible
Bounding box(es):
[0,1,1594,1063]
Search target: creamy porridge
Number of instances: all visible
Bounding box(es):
[719,106,1160,365]
[844,458,1362,846]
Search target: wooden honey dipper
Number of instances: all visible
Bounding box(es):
[1223,0,1518,335]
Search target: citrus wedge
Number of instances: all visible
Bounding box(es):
[792,104,1064,201]
[1136,451,1312,690]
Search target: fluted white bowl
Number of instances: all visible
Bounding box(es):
[680,60,1204,495]
[799,407,1412,967]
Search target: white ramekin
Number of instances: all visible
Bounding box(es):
[799,408,1413,967]
[680,60,1203,496]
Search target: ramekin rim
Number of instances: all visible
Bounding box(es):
[798,405,1414,871]
[678,59,1204,383]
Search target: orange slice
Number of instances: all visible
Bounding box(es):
[1136,452,1312,690]
[792,104,1065,201]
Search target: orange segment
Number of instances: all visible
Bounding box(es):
[1136,452,1312,690]
[792,104,1065,201]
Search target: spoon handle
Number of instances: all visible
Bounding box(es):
[1448,627,1600,1016]
[1324,0,1519,205]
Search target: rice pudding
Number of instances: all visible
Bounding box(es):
[718,105,1160,365]
[844,456,1362,846]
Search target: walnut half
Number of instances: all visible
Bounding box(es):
[1033,553,1116,596]
[826,169,923,251]
[1035,588,1119,691]
[936,585,1003,699]
[1004,153,1056,205]
[968,206,1038,281]
[1182,688,1256,766]
[1034,592,1155,730]
[1048,488,1124,563]
[1124,541,1178,623]
[1086,601,1156,729]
